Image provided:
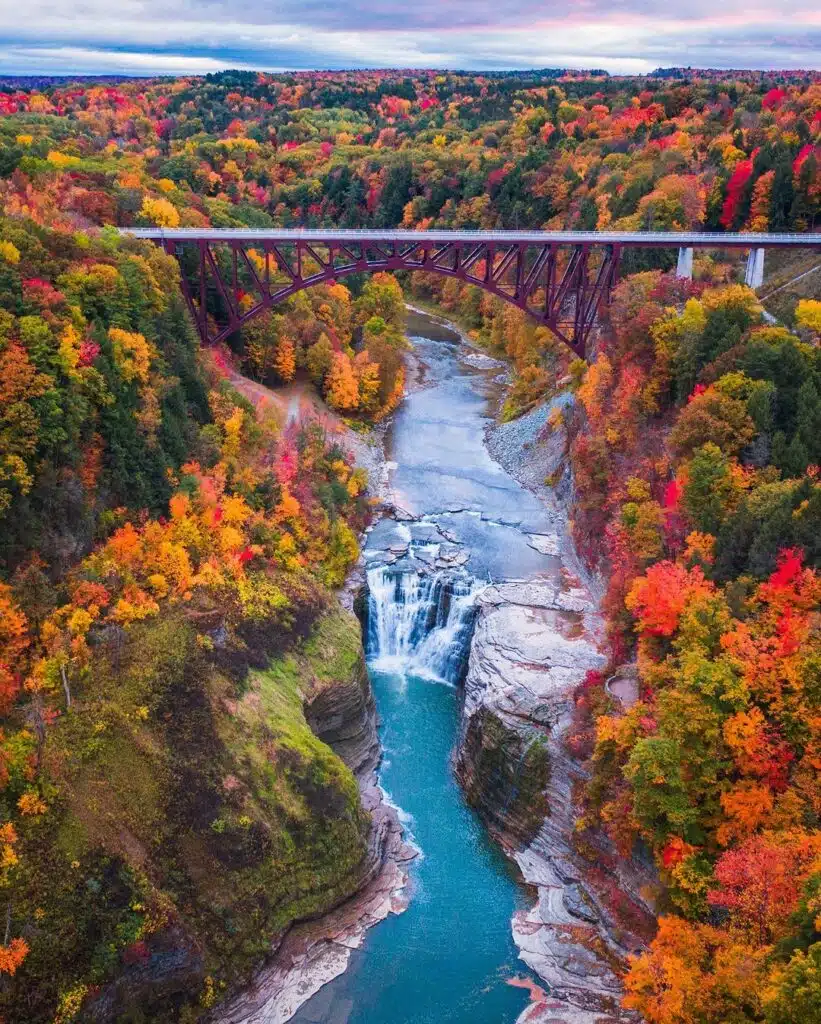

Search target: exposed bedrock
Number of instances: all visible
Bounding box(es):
[302,634,380,780]
[454,579,656,1024]
[455,578,602,850]
[458,705,550,847]
[212,606,414,1024]
[84,928,204,1023]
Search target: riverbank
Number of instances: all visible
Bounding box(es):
[220,305,653,1024]
[476,369,658,1024]
[214,782,414,1024]
[210,602,417,1024]
[485,392,606,605]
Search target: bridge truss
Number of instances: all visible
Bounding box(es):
[124,229,821,359]
[151,234,620,357]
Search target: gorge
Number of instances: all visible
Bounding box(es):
[0,67,819,1024]
[270,308,651,1024]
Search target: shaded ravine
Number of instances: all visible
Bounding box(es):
[291,310,567,1024]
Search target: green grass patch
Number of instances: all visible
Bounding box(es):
[5,604,371,1023]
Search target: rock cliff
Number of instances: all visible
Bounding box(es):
[455,578,655,1024]
[301,609,380,779]
[455,580,600,848]
[212,605,414,1024]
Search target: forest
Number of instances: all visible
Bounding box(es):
[0,66,819,1022]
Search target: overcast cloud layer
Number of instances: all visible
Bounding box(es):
[0,0,819,76]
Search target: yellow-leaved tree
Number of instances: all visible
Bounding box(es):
[140,196,180,228]
[325,352,360,412]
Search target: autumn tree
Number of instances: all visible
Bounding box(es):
[624,916,764,1024]
[324,352,359,412]
[273,336,296,383]
[669,386,756,459]
[795,300,821,336]
[242,311,284,382]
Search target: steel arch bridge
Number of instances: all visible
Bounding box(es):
[122,228,821,358]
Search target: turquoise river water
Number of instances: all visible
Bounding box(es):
[292,309,557,1024]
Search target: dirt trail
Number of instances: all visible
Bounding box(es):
[225,369,386,484]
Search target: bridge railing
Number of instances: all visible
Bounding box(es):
[120,227,821,249]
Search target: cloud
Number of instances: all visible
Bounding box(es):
[0,46,262,77]
[0,1,819,75]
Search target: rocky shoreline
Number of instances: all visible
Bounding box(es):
[215,782,414,1024]
[455,575,655,1024]
[485,392,606,605]
[476,401,657,1024]
[214,631,416,1024]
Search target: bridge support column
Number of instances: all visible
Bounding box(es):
[675,247,694,280]
[745,247,766,289]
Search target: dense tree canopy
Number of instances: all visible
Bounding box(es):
[0,65,818,1022]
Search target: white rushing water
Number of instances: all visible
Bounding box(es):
[366,566,481,683]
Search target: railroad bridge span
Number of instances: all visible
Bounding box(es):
[123,228,821,357]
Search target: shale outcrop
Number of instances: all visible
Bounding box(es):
[455,578,656,1024]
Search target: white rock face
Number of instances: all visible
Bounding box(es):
[457,577,654,1024]
[527,533,561,556]
[461,351,507,370]
[462,582,604,729]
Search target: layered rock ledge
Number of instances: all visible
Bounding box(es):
[455,579,655,1024]
[214,607,415,1024]
[215,788,414,1024]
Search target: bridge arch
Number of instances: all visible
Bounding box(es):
[203,259,596,355]
[118,226,821,358]
[158,236,623,358]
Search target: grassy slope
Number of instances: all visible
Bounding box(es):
[761,248,821,324]
[9,605,370,1023]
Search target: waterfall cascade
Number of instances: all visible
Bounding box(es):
[366,566,480,683]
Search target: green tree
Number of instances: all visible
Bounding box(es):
[765,944,821,1024]
[683,442,737,535]
[794,379,821,467]
[353,273,404,330]
[305,333,334,387]
[625,737,699,849]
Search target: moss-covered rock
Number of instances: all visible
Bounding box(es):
[6,604,373,1023]
[301,608,379,776]
[457,706,550,848]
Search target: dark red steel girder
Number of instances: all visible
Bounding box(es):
[161,237,623,358]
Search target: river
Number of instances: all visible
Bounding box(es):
[291,309,564,1024]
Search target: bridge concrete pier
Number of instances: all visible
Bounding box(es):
[676,247,694,280]
[745,247,766,289]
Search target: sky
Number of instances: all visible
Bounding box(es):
[0,0,819,77]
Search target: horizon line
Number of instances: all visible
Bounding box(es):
[3,64,821,82]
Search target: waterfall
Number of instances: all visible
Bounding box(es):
[366,566,480,683]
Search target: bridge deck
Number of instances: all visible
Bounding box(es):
[121,227,821,249]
